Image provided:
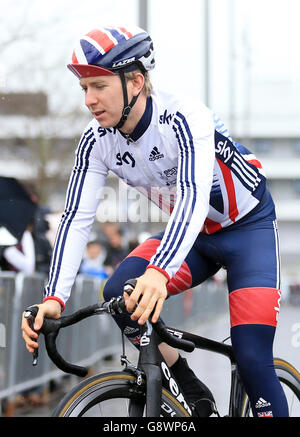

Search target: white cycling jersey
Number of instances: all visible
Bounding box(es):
[44,90,266,308]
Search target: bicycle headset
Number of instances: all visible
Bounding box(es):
[67,25,155,129]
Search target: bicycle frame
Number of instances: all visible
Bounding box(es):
[164,324,247,417]
[127,321,193,416]
[122,319,245,417]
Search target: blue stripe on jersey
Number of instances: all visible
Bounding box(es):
[232,153,260,189]
[210,184,224,213]
[151,112,197,270]
[215,130,264,197]
[44,129,95,298]
[231,153,264,195]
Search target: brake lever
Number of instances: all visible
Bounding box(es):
[24,305,40,366]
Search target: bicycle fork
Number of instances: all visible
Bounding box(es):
[132,321,162,416]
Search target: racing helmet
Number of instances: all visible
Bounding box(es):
[67,26,155,129]
[67,25,155,78]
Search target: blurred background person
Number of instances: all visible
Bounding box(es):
[0,224,35,275]
[99,223,130,272]
[23,183,53,275]
[80,240,109,280]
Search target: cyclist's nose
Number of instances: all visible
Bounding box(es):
[85,88,98,108]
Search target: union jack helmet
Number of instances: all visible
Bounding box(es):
[67,25,155,79]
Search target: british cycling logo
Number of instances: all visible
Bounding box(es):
[158,167,177,186]
[0,323,5,348]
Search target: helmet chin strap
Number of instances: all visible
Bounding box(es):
[114,70,140,130]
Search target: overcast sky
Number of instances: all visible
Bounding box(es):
[1,0,299,135]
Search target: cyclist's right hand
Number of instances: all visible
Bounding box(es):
[21,300,62,354]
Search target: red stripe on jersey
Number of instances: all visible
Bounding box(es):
[247,159,262,169]
[119,27,133,38]
[167,269,192,295]
[217,158,238,223]
[127,237,161,260]
[229,287,281,328]
[158,193,163,210]
[202,217,223,234]
[170,194,175,214]
[126,237,192,294]
[87,29,115,53]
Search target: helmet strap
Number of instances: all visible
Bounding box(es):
[114,70,140,130]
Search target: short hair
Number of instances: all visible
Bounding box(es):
[124,70,153,97]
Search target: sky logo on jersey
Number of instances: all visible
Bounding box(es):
[149,146,164,161]
[159,110,174,125]
[116,151,136,167]
[216,139,234,164]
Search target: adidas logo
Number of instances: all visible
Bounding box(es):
[255,397,271,409]
[149,146,164,161]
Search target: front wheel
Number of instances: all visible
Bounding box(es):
[52,371,191,417]
[240,358,300,417]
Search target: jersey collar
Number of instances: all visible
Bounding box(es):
[118,96,153,143]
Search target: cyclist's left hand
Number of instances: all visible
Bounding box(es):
[124,268,168,325]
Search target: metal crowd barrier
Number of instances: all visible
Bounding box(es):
[0,272,228,411]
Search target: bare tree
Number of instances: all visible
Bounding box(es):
[0,0,89,206]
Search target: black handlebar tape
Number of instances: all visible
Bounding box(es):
[59,303,103,328]
[153,320,195,353]
[44,331,88,377]
[39,305,102,377]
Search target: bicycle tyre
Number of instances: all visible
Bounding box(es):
[52,371,191,417]
[239,358,300,417]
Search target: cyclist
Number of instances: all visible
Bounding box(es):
[22,25,288,417]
